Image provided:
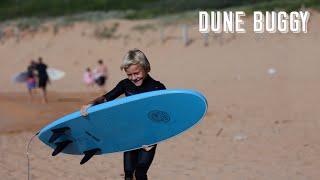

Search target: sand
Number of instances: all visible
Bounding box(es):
[1,10,320,179]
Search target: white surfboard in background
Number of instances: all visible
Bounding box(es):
[47,68,66,81]
[12,68,65,83]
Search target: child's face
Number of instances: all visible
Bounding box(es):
[125,64,147,86]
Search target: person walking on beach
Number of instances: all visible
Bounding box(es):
[80,49,165,180]
[35,57,50,103]
[83,67,94,87]
[26,60,37,101]
[94,59,108,90]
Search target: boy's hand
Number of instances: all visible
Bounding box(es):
[142,145,153,151]
[80,104,92,117]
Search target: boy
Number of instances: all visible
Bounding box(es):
[81,49,165,180]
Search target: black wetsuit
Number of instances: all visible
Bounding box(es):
[91,75,166,180]
[35,63,49,89]
[27,64,36,78]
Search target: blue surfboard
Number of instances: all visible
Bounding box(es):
[12,71,28,83]
[38,89,207,164]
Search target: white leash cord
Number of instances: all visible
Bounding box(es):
[26,132,39,180]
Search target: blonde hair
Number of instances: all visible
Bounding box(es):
[120,49,151,72]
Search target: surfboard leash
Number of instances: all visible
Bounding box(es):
[26,131,39,180]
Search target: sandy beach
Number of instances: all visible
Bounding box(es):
[1,10,320,179]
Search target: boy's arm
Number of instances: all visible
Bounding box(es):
[91,81,125,106]
[81,81,125,116]
[158,82,166,90]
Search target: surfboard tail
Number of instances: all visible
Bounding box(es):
[48,127,70,143]
[52,140,72,156]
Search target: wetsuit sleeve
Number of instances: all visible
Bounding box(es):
[91,81,125,105]
[158,82,166,90]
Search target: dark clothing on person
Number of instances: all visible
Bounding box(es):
[92,75,166,105]
[91,74,165,180]
[36,63,49,89]
[27,64,36,78]
[38,77,48,89]
[26,63,37,90]
[124,145,157,180]
[36,63,48,78]
[95,76,106,87]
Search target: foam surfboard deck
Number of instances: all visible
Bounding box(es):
[38,89,207,164]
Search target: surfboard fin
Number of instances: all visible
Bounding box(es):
[49,127,70,143]
[52,140,72,156]
[80,148,101,165]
